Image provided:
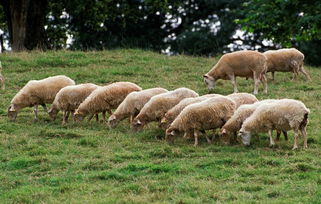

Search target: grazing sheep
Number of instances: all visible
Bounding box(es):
[239,99,310,150]
[221,99,287,144]
[227,93,258,109]
[48,83,100,124]
[131,87,199,131]
[166,96,236,146]
[160,94,222,129]
[264,48,311,80]
[0,62,5,90]
[74,82,142,122]
[203,50,268,94]
[8,75,75,122]
[108,87,168,128]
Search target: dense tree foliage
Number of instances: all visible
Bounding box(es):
[0,0,320,65]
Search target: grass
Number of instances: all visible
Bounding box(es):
[0,49,320,203]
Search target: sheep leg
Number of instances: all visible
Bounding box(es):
[102,111,107,122]
[261,74,268,94]
[193,129,202,147]
[300,127,308,149]
[95,114,99,122]
[268,129,275,147]
[283,131,288,141]
[88,114,94,121]
[292,130,299,150]
[33,105,39,122]
[276,130,281,141]
[41,104,48,112]
[253,72,260,95]
[299,66,311,81]
[0,75,5,90]
[71,110,75,121]
[62,111,68,125]
[271,72,275,81]
[229,75,238,93]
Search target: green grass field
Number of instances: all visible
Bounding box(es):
[0,49,320,203]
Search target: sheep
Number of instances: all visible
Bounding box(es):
[0,62,5,90]
[48,83,100,124]
[160,94,222,129]
[221,99,287,144]
[263,48,311,81]
[203,50,268,94]
[8,75,75,122]
[74,82,142,122]
[239,99,310,150]
[166,96,236,146]
[108,87,168,128]
[227,93,258,109]
[131,87,199,131]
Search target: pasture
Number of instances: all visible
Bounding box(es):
[0,49,320,203]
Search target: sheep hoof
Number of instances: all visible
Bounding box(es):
[292,146,298,150]
[269,143,275,148]
[33,118,38,123]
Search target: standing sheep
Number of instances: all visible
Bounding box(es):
[131,87,199,131]
[203,50,268,94]
[8,75,75,122]
[160,94,222,129]
[239,99,310,150]
[264,48,311,80]
[48,83,100,124]
[166,96,236,146]
[74,82,142,122]
[108,87,168,128]
[221,99,287,144]
[227,93,258,109]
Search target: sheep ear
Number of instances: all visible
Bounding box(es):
[170,130,176,136]
[109,115,116,120]
[203,74,209,79]
[221,129,226,134]
[136,119,142,125]
[8,105,16,112]
[160,117,166,123]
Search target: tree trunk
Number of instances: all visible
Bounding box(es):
[1,0,48,51]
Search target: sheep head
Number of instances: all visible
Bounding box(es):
[203,74,215,90]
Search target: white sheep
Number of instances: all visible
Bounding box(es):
[8,75,75,121]
[264,48,311,80]
[48,83,100,124]
[160,94,222,129]
[203,50,268,94]
[74,82,142,122]
[227,93,258,109]
[221,99,287,144]
[131,87,199,131]
[239,99,310,150]
[108,87,168,128]
[0,62,5,90]
[166,96,236,146]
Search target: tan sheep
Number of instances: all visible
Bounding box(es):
[74,82,142,122]
[8,75,75,122]
[131,87,199,131]
[108,87,168,128]
[160,94,222,129]
[166,96,236,146]
[203,50,268,94]
[264,48,311,80]
[0,62,5,90]
[48,83,100,124]
[221,99,287,144]
[227,93,258,109]
[239,99,310,150]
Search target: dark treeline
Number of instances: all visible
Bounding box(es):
[0,0,320,65]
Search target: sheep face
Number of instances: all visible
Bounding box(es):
[160,117,169,129]
[203,74,215,90]
[239,130,251,146]
[7,104,18,121]
[74,111,85,122]
[220,128,231,145]
[131,118,144,132]
[48,108,59,121]
[165,128,177,143]
[108,115,119,128]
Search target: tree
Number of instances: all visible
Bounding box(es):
[0,0,48,51]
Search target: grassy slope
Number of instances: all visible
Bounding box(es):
[0,49,320,203]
